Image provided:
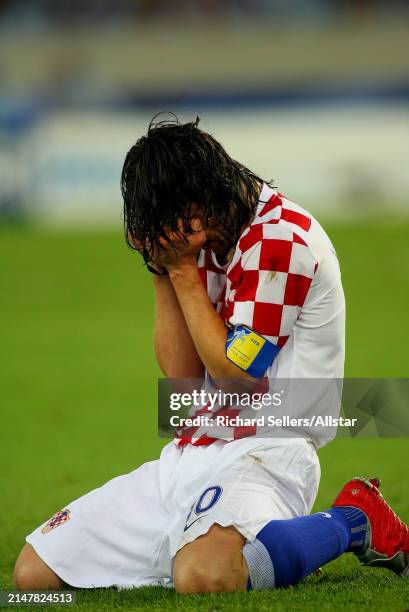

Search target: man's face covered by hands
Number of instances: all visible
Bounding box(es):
[130,202,237,271]
[187,203,236,262]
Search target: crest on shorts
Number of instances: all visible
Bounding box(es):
[41,509,71,534]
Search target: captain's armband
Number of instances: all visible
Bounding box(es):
[226,325,280,378]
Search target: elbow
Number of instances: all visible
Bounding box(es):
[165,367,205,379]
[160,363,205,379]
[209,359,258,391]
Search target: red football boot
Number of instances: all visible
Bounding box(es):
[333,476,409,575]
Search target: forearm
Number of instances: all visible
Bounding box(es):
[153,275,204,378]
[168,261,254,382]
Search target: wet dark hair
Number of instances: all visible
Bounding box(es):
[121,114,267,263]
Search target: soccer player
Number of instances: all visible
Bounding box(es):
[13,118,409,592]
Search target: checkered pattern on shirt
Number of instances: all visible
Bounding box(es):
[225,218,317,348]
[175,192,318,447]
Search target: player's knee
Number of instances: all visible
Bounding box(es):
[173,558,237,593]
[13,544,63,591]
[173,524,248,593]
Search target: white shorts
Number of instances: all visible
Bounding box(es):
[27,437,320,589]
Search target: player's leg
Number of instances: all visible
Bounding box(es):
[170,438,321,593]
[171,438,409,593]
[173,503,366,593]
[242,476,409,590]
[242,502,367,589]
[13,544,63,590]
[173,476,409,593]
[173,524,248,593]
[173,505,362,593]
[13,457,173,590]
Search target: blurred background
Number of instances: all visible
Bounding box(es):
[1,0,409,599]
[0,0,408,222]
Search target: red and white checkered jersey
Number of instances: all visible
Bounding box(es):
[175,183,345,448]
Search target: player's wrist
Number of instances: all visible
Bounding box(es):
[146,262,169,276]
[167,256,199,278]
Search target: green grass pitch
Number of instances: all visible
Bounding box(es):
[0,219,408,611]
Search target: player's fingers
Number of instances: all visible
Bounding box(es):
[158,235,174,250]
[128,233,164,264]
[127,231,138,247]
[128,235,145,253]
[190,217,204,233]
[176,218,185,233]
[175,216,202,235]
[127,231,153,250]
[161,226,188,247]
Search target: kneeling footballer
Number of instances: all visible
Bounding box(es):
[14,117,409,592]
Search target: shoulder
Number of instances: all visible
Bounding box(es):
[234,193,340,279]
[235,220,316,281]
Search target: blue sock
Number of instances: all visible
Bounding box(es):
[243,507,368,590]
